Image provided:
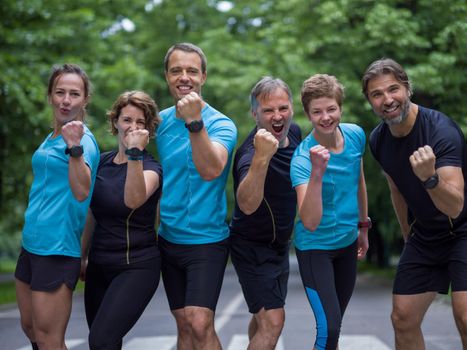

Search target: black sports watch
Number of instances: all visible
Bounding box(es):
[125,147,144,157]
[185,119,204,133]
[65,145,84,158]
[422,172,439,190]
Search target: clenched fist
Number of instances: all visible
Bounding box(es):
[126,129,149,150]
[176,92,203,123]
[62,121,84,148]
[309,145,330,177]
[254,128,279,161]
[409,145,436,182]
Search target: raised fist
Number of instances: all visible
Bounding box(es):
[254,128,279,161]
[126,129,149,150]
[176,92,203,123]
[62,121,85,148]
[309,145,330,177]
[409,145,436,181]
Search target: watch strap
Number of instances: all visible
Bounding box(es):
[358,217,372,229]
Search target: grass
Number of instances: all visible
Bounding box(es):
[357,260,396,280]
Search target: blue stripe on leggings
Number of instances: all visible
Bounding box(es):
[305,286,327,350]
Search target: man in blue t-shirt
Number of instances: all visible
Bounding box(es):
[156,43,237,350]
[362,58,467,349]
[230,77,301,349]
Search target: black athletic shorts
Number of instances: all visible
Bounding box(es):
[394,234,467,295]
[159,236,229,311]
[15,247,81,291]
[231,236,289,314]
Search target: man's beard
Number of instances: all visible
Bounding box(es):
[381,98,410,126]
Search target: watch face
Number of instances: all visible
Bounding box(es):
[186,119,204,133]
[68,145,84,157]
[423,174,439,189]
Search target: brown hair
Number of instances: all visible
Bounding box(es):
[361,58,412,99]
[48,63,92,122]
[107,91,160,138]
[301,74,344,114]
[164,42,207,73]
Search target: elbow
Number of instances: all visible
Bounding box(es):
[300,216,318,232]
[73,189,89,202]
[198,165,224,181]
[303,222,318,232]
[238,203,257,216]
[124,198,143,210]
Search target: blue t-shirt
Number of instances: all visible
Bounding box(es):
[22,125,100,257]
[156,103,237,244]
[291,123,365,250]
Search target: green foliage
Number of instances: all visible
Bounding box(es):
[0,0,466,261]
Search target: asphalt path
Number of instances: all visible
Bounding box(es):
[0,257,462,349]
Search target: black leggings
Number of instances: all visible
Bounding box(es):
[84,257,161,350]
[296,240,357,350]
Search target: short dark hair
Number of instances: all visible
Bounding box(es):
[164,43,207,73]
[361,58,412,99]
[250,76,293,113]
[107,91,161,138]
[301,74,344,114]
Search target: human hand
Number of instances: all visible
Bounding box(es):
[176,91,203,123]
[309,145,330,177]
[357,229,369,260]
[62,121,84,148]
[253,128,279,161]
[126,129,149,150]
[409,145,436,182]
[79,258,87,281]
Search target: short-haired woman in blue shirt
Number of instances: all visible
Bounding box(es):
[15,64,100,350]
[290,74,370,350]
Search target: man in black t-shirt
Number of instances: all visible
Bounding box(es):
[230,77,301,350]
[362,58,467,349]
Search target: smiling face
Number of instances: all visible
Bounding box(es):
[306,96,342,136]
[49,73,88,126]
[115,104,146,148]
[253,88,293,148]
[367,73,411,126]
[165,49,207,102]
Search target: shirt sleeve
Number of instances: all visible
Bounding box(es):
[208,117,238,156]
[290,145,311,188]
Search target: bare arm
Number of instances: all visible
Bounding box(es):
[190,133,229,181]
[62,121,92,201]
[80,210,96,281]
[425,166,464,218]
[410,145,464,218]
[296,145,330,232]
[177,92,230,180]
[385,174,410,241]
[236,129,278,215]
[357,161,369,260]
[124,129,161,209]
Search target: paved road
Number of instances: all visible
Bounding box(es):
[0,257,462,349]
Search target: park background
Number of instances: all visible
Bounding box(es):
[0,0,466,272]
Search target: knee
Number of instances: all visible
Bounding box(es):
[259,313,284,339]
[391,307,419,332]
[186,309,214,339]
[20,319,34,340]
[454,310,467,333]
